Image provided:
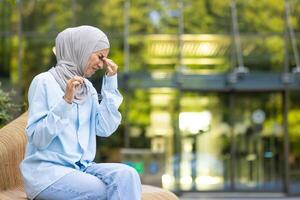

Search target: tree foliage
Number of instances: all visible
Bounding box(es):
[0,82,19,127]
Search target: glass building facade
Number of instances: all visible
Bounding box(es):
[1,0,300,196]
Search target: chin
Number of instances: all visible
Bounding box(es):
[83,73,92,78]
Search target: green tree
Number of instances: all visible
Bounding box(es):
[0,82,19,127]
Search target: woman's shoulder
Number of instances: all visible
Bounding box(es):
[33,71,53,81]
[31,71,55,85]
[28,72,58,95]
[27,72,55,99]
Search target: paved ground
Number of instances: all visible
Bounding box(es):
[179,192,300,200]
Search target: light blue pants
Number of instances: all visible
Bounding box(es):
[35,163,142,200]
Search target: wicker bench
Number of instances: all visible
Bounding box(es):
[0,113,178,200]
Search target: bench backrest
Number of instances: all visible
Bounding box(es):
[0,113,28,190]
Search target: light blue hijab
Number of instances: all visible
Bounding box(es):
[49,25,110,104]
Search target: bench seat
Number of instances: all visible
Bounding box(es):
[0,113,178,200]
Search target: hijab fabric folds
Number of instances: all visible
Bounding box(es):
[49,25,110,104]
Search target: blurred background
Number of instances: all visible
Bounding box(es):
[1,0,300,196]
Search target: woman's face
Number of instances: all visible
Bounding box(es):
[83,48,109,78]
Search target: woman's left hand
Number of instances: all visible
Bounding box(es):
[102,58,118,76]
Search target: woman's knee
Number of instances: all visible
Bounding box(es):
[86,163,141,185]
[117,164,140,181]
[80,174,107,199]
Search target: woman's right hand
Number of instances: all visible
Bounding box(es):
[63,76,84,104]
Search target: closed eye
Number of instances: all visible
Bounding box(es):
[98,54,104,61]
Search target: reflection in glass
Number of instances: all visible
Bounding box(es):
[288,91,300,194]
[233,93,283,191]
[179,93,230,191]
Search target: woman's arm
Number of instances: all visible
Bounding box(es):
[95,74,123,137]
[26,75,72,150]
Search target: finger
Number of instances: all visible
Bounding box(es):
[103,58,114,66]
[71,80,82,88]
[102,57,109,62]
[112,63,118,71]
[104,59,118,71]
[106,65,114,74]
[73,76,84,81]
[72,76,84,84]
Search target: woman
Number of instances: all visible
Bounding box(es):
[20,26,141,200]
